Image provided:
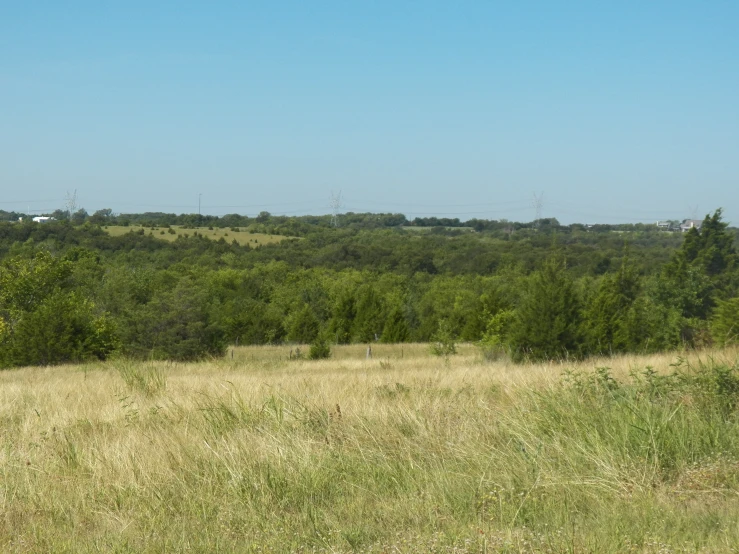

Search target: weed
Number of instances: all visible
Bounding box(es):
[117,360,167,396]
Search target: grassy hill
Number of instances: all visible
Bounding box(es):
[103,224,291,246]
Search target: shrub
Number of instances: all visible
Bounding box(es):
[479,309,514,361]
[430,319,456,357]
[1,291,118,367]
[308,334,331,360]
[0,252,119,367]
[712,297,739,346]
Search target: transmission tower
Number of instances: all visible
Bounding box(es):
[329,190,343,227]
[531,192,544,228]
[65,189,78,219]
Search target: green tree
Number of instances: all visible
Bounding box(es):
[118,281,226,361]
[681,209,737,280]
[583,260,641,354]
[430,319,457,356]
[2,291,118,366]
[661,209,738,323]
[381,304,409,343]
[308,331,332,359]
[352,285,385,342]
[508,255,582,362]
[287,304,320,344]
[328,289,356,344]
[712,297,739,347]
[0,251,118,367]
[479,308,515,359]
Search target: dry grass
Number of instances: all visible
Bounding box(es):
[1,346,739,552]
[103,224,290,246]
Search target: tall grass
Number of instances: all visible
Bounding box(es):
[116,360,167,396]
[1,347,738,552]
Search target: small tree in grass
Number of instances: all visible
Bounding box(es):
[479,309,515,361]
[430,319,456,357]
[308,332,332,360]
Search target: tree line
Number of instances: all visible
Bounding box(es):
[0,209,737,367]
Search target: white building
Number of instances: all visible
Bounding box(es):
[679,219,703,232]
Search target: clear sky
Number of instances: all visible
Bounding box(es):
[2,1,738,224]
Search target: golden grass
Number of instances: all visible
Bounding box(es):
[1,345,739,552]
[102,225,290,246]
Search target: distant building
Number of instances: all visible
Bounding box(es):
[32,216,54,223]
[656,220,673,230]
[679,219,703,232]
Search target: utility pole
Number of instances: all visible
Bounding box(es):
[531,192,544,229]
[198,193,202,215]
[65,189,78,219]
[329,190,343,227]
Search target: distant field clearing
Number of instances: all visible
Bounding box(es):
[102,225,291,246]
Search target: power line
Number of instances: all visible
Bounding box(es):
[0,199,63,205]
[343,197,532,208]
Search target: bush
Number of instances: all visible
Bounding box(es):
[308,334,331,360]
[430,319,456,357]
[1,291,118,367]
[0,252,119,367]
[713,297,739,346]
[479,309,514,361]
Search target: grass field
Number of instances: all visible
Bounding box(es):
[2,345,739,552]
[401,226,475,233]
[103,225,290,246]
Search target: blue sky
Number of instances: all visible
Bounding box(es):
[2,1,738,224]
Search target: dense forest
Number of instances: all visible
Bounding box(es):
[0,208,737,367]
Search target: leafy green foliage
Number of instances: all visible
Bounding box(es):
[352,286,384,343]
[287,304,320,344]
[328,290,356,344]
[509,255,582,362]
[712,297,739,347]
[583,260,641,354]
[0,208,737,365]
[116,281,226,361]
[430,319,457,356]
[308,333,332,360]
[2,291,118,367]
[381,305,410,343]
[0,252,118,367]
[479,308,515,360]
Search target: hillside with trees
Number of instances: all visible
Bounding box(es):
[0,209,737,367]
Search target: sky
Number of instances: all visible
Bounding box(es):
[1,1,738,224]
